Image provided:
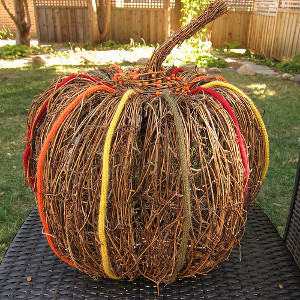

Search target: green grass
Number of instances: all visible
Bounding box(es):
[0,65,299,262]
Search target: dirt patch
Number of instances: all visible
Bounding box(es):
[226,61,242,70]
[0,74,8,82]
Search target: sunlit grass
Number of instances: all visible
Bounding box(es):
[0,65,299,262]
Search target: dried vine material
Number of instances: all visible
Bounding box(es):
[24,74,107,189]
[190,86,250,198]
[24,66,260,285]
[147,0,229,71]
[24,0,268,286]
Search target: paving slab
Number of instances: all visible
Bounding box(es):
[220,55,279,76]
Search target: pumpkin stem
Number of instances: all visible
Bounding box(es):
[146,0,229,71]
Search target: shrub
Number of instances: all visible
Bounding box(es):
[276,60,300,74]
[102,40,122,50]
[224,41,241,49]
[196,54,227,68]
[30,45,53,55]
[0,45,30,60]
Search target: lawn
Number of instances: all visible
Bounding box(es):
[0,64,299,262]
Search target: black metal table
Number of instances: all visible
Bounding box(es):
[1,205,300,299]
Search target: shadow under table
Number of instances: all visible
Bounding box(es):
[0,205,300,299]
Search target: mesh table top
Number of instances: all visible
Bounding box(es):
[1,205,300,299]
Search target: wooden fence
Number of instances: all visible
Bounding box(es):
[34,5,90,43]
[206,1,300,60]
[109,8,168,45]
[248,10,300,60]
[34,0,179,45]
[206,12,252,49]
[33,0,300,60]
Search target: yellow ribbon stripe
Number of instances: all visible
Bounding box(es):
[98,89,136,279]
[202,81,269,181]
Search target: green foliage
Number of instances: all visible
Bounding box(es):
[257,59,275,67]
[68,40,93,50]
[0,26,14,40]
[196,54,227,68]
[292,55,300,63]
[165,38,227,68]
[102,40,123,50]
[30,45,53,55]
[181,0,209,38]
[276,60,300,74]
[165,39,213,65]
[50,50,70,59]
[0,45,30,60]
[181,0,210,25]
[224,41,241,49]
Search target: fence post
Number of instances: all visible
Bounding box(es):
[247,0,255,49]
[270,0,281,58]
[164,0,171,39]
[172,0,182,32]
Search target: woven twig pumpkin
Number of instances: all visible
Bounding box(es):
[24,0,269,286]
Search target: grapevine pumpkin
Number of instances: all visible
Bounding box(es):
[24,0,269,286]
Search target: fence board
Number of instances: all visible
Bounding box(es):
[75,8,84,43]
[286,13,297,57]
[149,10,156,44]
[68,8,77,42]
[265,16,272,56]
[297,29,300,55]
[281,12,290,57]
[291,15,300,56]
[262,16,269,55]
[284,13,292,57]
[53,8,62,42]
[272,13,282,58]
[256,15,263,53]
[157,10,164,43]
[45,8,55,42]
[133,10,140,42]
[38,8,48,42]
[63,8,71,42]
[126,9,132,43]
[235,11,241,43]
[266,16,273,56]
[260,15,266,54]
[83,8,90,43]
[143,10,150,44]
